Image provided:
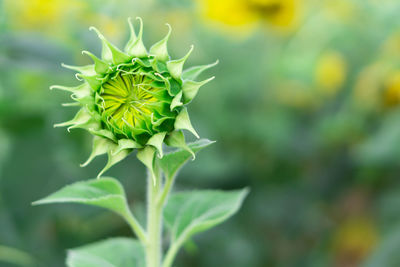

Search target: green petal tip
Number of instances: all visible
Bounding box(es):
[167,45,194,80]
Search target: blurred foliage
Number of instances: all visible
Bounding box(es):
[1,0,400,266]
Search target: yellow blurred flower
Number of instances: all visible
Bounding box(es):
[198,0,300,36]
[353,63,400,110]
[353,32,400,110]
[332,217,378,267]
[384,70,400,107]
[4,0,87,33]
[353,62,388,110]
[200,0,256,27]
[250,0,298,28]
[315,51,347,97]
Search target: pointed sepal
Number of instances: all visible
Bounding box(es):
[61,102,80,107]
[149,24,171,61]
[174,107,199,138]
[137,146,156,182]
[97,148,131,178]
[125,17,147,58]
[50,83,91,99]
[54,108,92,131]
[154,73,177,96]
[170,91,183,111]
[61,63,95,76]
[113,139,143,155]
[81,136,115,167]
[146,132,167,158]
[182,77,215,104]
[165,131,195,159]
[182,60,219,81]
[166,45,194,80]
[82,50,110,74]
[76,73,102,91]
[88,129,117,142]
[90,26,131,64]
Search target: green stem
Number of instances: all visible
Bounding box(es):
[146,170,162,267]
[157,175,174,208]
[159,176,181,267]
[162,232,187,267]
[123,209,147,245]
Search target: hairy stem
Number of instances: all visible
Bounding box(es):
[146,169,162,267]
[162,231,187,267]
[157,175,174,208]
[123,209,147,245]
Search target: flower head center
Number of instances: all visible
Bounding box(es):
[100,73,159,130]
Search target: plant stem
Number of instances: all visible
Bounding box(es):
[157,175,174,208]
[123,209,147,245]
[162,231,187,267]
[162,242,180,267]
[146,169,162,267]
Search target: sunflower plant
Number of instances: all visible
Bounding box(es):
[33,18,248,267]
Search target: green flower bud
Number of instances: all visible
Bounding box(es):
[53,18,217,177]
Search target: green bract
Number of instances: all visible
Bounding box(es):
[52,18,217,177]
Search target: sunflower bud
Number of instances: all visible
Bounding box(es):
[53,18,217,177]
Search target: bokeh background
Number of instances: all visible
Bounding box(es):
[1,0,400,266]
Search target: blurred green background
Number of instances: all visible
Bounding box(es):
[2,0,400,266]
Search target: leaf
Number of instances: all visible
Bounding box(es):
[0,245,35,266]
[164,189,249,244]
[66,238,145,267]
[157,139,214,180]
[33,178,130,216]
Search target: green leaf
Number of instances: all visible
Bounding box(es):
[157,139,214,180]
[0,245,35,266]
[164,188,249,244]
[66,238,145,267]
[33,178,130,216]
